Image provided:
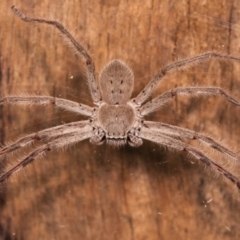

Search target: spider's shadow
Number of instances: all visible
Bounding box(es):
[91,140,195,184]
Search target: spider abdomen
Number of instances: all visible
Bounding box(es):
[99,60,134,105]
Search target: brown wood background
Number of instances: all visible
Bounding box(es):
[1,0,240,239]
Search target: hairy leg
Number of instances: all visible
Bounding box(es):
[0,120,90,157]
[133,52,240,105]
[140,128,240,191]
[11,5,101,103]
[0,95,94,116]
[0,127,92,183]
[139,87,240,115]
[143,121,240,162]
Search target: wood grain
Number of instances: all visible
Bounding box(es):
[0,0,240,239]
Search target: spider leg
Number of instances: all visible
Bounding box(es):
[0,95,94,116]
[0,120,90,157]
[11,5,101,103]
[140,128,240,191]
[139,87,240,115]
[0,127,92,183]
[133,52,240,105]
[143,121,240,163]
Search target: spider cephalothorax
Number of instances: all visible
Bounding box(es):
[1,6,240,192]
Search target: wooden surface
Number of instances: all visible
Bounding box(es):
[1,0,240,239]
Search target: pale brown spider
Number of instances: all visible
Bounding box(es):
[1,5,240,192]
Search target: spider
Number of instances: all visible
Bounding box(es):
[1,5,240,192]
